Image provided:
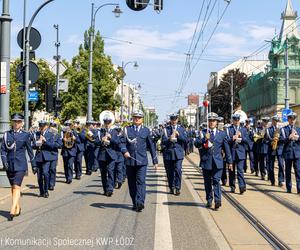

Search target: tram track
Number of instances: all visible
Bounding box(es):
[185,155,292,250]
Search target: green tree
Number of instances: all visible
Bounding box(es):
[9,59,56,115]
[61,31,121,121]
[209,69,248,123]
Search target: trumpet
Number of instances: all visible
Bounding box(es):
[85,127,95,142]
[289,128,299,141]
[102,129,111,146]
[170,129,178,143]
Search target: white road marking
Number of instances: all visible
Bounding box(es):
[154,168,173,250]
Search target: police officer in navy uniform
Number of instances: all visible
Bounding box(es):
[194,112,232,210]
[257,117,270,180]
[73,120,85,179]
[84,121,97,175]
[162,114,188,195]
[244,119,255,174]
[280,112,300,193]
[113,123,125,189]
[61,120,80,184]
[1,113,37,221]
[267,115,284,186]
[48,121,62,190]
[122,110,158,212]
[226,113,249,194]
[33,120,61,198]
[96,115,121,196]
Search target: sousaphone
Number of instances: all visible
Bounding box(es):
[99,110,115,126]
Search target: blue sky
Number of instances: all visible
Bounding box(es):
[9,0,300,122]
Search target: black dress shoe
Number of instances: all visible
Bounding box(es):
[287,190,292,193]
[175,189,181,196]
[49,186,54,191]
[206,202,212,208]
[215,202,222,210]
[251,169,255,174]
[132,205,137,211]
[66,180,72,184]
[44,192,49,198]
[76,176,81,180]
[8,214,14,221]
[255,172,259,176]
[297,190,300,194]
[169,188,174,194]
[38,193,45,198]
[221,181,227,186]
[230,187,235,193]
[117,183,122,189]
[240,187,246,194]
[136,203,143,212]
[86,172,92,175]
[278,182,283,187]
[261,175,265,180]
[106,191,113,197]
[271,182,275,186]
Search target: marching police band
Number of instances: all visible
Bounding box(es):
[1,109,300,220]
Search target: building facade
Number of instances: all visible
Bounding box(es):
[239,0,300,118]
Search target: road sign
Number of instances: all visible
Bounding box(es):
[16,61,40,85]
[58,78,69,92]
[29,91,39,102]
[51,62,67,76]
[282,108,292,122]
[17,27,42,50]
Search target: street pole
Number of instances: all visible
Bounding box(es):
[54,24,60,100]
[128,85,131,119]
[284,38,289,109]
[0,0,12,135]
[87,3,121,122]
[120,61,124,121]
[24,0,55,130]
[22,0,26,67]
[230,73,234,117]
[87,3,94,122]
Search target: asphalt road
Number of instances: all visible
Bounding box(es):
[0,158,218,250]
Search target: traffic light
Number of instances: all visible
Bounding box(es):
[154,0,163,11]
[55,98,62,112]
[126,0,150,11]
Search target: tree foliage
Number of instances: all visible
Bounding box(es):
[60,31,121,121]
[209,69,248,123]
[9,59,56,116]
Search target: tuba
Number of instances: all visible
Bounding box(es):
[63,128,75,149]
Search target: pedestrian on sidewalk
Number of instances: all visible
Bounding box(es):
[0,113,37,221]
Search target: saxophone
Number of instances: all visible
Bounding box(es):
[271,128,280,151]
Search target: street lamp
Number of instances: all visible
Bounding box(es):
[87,3,122,122]
[120,61,139,122]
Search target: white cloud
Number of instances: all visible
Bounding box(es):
[66,34,82,46]
[247,25,276,41]
[104,23,196,62]
[213,32,246,46]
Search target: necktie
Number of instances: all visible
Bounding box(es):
[210,130,215,141]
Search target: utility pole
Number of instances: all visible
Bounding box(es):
[0,0,12,135]
[230,73,234,117]
[54,24,60,100]
[120,61,124,121]
[87,3,95,122]
[284,38,289,109]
